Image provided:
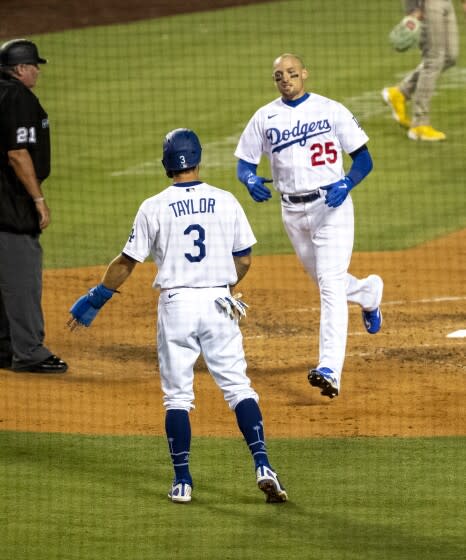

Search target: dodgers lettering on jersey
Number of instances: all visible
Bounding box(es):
[235,93,369,195]
[169,197,215,217]
[122,183,256,289]
[266,118,331,152]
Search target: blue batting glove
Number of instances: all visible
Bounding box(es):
[69,283,116,327]
[321,177,354,208]
[245,174,273,202]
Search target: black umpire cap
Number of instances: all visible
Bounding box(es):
[0,39,47,67]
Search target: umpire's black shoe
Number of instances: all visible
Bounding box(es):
[0,358,12,369]
[13,355,68,374]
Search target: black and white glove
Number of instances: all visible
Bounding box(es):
[215,293,249,321]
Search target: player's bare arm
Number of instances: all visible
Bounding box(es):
[67,253,136,331]
[101,253,137,291]
[232,254,251,286]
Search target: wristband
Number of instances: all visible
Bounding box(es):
[33,197,45,203]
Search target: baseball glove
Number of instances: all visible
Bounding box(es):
[389,15,421,52]
[215,293,248,321]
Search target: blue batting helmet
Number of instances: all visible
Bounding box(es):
[162,128,202,176]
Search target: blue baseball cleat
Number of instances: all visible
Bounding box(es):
[362,275,384,334]
[308,367,339,399]
[362,307,383,334]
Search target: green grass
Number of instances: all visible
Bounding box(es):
[21,0,466,268]
[0,431,465,560]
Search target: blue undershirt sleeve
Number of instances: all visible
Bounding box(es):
[232,247,252,257]
[347,145,373,187]
[237,159,258,186]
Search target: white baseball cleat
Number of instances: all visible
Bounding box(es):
[256,465,288,503]
[168,480,192,503]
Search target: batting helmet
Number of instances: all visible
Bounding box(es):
[162,128,202,176]
[0,39,47,67]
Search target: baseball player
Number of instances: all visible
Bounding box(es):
[68,129,287,504]
[235,53,383,399]
[382,0,463,141]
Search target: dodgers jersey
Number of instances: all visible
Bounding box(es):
[122,181,257,289]
[235,93,369,195]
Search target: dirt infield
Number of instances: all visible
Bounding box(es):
[1,229,465,438]
[0,1,464,440]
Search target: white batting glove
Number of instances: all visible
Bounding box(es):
[215,293,249,321]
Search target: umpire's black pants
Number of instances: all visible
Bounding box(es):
[0,232,51,369]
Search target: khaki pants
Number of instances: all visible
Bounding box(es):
[400,0,459,126]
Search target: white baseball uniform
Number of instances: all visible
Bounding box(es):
[235,93,380,389]
[122,181,259,411]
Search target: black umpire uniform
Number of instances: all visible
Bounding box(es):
[0,39,67,373]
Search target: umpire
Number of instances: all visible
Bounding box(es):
[0,39,67,373]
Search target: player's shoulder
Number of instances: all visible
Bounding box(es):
[201,182,239,202]
[252,97,283,118]
[310,92,355,118]
[138,186,171,211]
[309,92,341,108]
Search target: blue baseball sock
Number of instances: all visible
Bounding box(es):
[234,398,271,469]
[165,409,192,486]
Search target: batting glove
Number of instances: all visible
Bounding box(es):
[245,174,273,202]
[215,293,249,321]
[321,177,354,208]
[68,283,116,329]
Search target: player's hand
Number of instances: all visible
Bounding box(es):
[215,293,249,321]
[321,177,354,208]
[67,283,116,330]
[245,174,273,202]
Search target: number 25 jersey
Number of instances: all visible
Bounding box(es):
[235,93,369,195]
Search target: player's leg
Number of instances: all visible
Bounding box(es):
[346,273,384,334]
[234,398,287,503]
[199,288,258,408]
[200,288,287,502]
[157,290,200,502]
[444,0,459,70]
[165,409,193,503]
[281,199,349,396]
[280,201,318,281]
[311,200,353,380]
[408,1,448,138]
[399,63,423,103]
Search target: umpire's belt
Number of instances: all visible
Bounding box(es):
[281,190,320,204]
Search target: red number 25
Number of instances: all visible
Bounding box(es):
[310,141,337,166]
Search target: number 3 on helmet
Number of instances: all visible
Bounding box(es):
[161,128,202,177]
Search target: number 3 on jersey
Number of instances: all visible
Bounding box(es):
[184,224,206,262]
[310,141,337,166]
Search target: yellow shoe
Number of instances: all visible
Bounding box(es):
[381,87,411,128]
[407,125,446,141]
